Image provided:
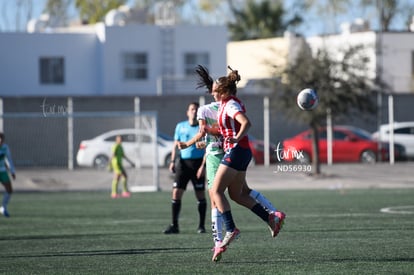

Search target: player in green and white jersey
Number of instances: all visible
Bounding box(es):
[178,101,226,260]
[0,133,16,217]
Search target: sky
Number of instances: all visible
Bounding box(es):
[0,0,412,36]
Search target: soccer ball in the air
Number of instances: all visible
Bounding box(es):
[297,88,318,110]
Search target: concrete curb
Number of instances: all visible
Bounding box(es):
[13,162,414,192]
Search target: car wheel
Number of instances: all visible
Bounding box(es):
[360,150,376,164]
[164,153,172,167]
[94,154,109,169]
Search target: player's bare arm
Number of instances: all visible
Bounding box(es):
[227,113,251,144]
[178,120,207,149]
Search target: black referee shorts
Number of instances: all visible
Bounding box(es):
[173,158,205,191]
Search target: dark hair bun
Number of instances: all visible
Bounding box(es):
[228,70,241,83]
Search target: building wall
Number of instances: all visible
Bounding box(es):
[0,24,227,97]
[381,33,414,93]
[306,31,377,81]
[174,25,228,77]
[228,31,414,94]
[101,24,161,95]
[0,33,99,96]
[306,31,414,94]
[227,36,290,87]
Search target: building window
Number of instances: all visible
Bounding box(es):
[39,57,64,84]
[123,52,148,80]
[184,53,209,76]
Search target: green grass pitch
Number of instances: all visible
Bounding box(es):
[0,189,413,274]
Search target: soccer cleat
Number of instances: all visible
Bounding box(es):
[111,193,120,199]
[212,242,227,262]
[163,224,179,234]
[219,228,240,248]
[268,211,286,238]
[121,192,131,198]
[0,206,9,218]
[197,226,206,234]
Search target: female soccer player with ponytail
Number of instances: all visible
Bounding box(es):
[181,66,284,261]
[209,67,286,249]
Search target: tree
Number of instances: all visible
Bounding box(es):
[43,0,71,27]
[359,0,414,31]
[227,0,302,41]
[74,0,127,24]
[300,0,351,34]
[301,0,414,34]
[0,0,33,32]
[270,44,377,174]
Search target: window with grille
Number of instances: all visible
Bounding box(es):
[184,53,209,76]
[39,57,64,84]
[123,52,148,80]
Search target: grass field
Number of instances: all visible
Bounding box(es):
[0,189,413,274]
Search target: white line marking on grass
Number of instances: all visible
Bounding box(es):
[380,205,414,214]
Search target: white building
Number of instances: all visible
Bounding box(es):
[0,23,227,96]
[227,32,307,88]
[2,13,414,97]
[227,26,414,94]
[306,30,414,94]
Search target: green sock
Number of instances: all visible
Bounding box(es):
[111,180,118,195]
[122,178,128,192]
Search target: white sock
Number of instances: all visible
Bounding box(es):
[250,189,276,213]
[211,208,223,246]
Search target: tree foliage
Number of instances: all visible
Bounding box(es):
[0,0,33,31]
[359,0,414,31]
[301,0,350,34]
[74,0,127,24]
[270,44,377,174]
[227,0,302,41]
[43,0,71,27]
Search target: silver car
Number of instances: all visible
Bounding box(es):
[76,129,174,169]
[372,121,414,159]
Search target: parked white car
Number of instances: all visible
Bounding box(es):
[372,121,414,159]
[76,129,174,169]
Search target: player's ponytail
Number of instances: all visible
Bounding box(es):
[227,66,241,84]
[195,65,213,94]
[214,66,241,96]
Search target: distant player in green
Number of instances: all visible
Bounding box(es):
[110,135,133,198]
[0,133,16,217]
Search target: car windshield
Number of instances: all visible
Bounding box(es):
[348,127,372,140]
[248,135,257,141]
[158,132,174,141]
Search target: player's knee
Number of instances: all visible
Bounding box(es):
[229,191,240,202]
[4,184,12,194]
